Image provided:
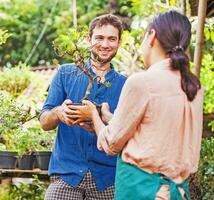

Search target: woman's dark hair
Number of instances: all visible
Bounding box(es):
[148,10,200,101]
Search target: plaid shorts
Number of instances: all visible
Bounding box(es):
[44,171,114,200]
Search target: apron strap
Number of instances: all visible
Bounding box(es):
[159,178,191,200]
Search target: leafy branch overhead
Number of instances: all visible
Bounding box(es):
[53,27,90,63]
[0,29,11,45]
[53,27,108,101]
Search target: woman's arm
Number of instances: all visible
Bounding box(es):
[83,73,150,155]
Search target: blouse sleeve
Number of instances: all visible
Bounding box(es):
[97,72,150,154]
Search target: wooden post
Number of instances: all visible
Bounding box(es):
[193,0,207,78]
[72,0,77,28]
[181,0,186,15]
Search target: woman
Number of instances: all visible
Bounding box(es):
[80,10,203,199]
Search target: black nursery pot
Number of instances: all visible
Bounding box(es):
[18,154,35,170]
[70,102,102,116]
[0,151,17,169]
[34,151,51,170]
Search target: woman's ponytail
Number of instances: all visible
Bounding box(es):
[170,48,201,101]
[149,11,201,101]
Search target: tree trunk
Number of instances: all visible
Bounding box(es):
[108,0,132,30]
[193,0,207,78]
[181,0,187,15]
[108,0,120,15]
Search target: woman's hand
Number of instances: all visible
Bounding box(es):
[101,103,113,124]
[69,100,98,124]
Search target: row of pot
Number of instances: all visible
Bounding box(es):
[0,151,51,170]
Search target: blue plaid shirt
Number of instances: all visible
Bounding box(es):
[40,63,126,191]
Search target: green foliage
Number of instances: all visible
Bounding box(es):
[0,91,31,136]
[0,0,71,66]
[0,63,33,97]
[0,175,48,200]
[200,53,214,114]
[0,90,33,151]
[204,18,214,54]
[15,131,38,156]
[0,29,11,45]
[198,137,214,199]
[15,127,55,156]
[27,125,56,151]
[191,18,214,56]
[200,54,214,130]
[113,29,144,75]
[53,27,90,63]
[0,0,108,66]
[119,0,159,18]
[77,0,108,25]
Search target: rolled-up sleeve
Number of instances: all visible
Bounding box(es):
[39,67,66,117]
[97,73,150,154]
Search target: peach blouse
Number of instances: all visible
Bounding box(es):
[98,59,203,183]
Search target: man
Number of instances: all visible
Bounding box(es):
[39,14,126,200]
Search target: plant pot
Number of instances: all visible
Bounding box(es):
[70,102,101,119]
[0,151,17,169]
[34,151,51,170]
[18,154,35,170]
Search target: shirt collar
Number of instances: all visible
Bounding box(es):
[85,61,115,80]
[147,58,171,71]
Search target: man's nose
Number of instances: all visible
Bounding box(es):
[100,39,109,47]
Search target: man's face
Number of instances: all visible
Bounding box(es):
[90,24,120,64]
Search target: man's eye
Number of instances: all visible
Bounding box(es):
[96,37,103,40]
[110,38,116,42]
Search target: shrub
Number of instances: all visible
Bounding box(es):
[0,63,33,97]
[0,175,48,200]
[198,137,214,199]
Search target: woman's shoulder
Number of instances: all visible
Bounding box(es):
[126,71,148,90]
[127,71,147,83]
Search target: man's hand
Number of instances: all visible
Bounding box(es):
[56,99,76,126]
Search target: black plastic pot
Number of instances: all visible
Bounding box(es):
[0,151,17,169]
[34,151,51,170]
[18,154,35,170]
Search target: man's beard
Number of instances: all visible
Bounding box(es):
[91,50,117,64]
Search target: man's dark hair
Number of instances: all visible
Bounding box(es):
[89,14,123,39]
[148,10,200,101]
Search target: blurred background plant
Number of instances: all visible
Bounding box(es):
[0,175,48,200]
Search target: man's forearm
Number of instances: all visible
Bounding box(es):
[40,107,61,131]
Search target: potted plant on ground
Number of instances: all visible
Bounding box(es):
[0,131,18,169]
[16,131,38,170]
[28,125,56,170]
[0,91,32,169]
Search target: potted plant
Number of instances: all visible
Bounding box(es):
[28,125,56,170]
[0,131,18,169]
[53,28,110,110]
[16,131,38,170]
[0,91,32,169]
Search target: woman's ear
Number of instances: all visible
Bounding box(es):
[148,29,156,47]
